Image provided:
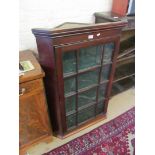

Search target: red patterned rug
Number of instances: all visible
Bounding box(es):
[44,107,135,155]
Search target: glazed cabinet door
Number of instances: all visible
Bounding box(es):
[55,39,119,133]
[19,86,51,147]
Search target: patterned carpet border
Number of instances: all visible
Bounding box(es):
[44,107,135,155]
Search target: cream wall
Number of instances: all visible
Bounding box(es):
[19,0,113,52]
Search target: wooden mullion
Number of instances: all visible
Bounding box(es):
[78,65,101,74]
[66,101,96,117]
[95,45,105,116]
[78,84,98,94]
[65,92,76,98]
[66,110,77,117]
[78,102,96,111]
[100,80,109,85]
[63,65,101,79]
[65,84,99,98]
[63,72,77,79]
[102,61,112,66]
[75,50,79,126]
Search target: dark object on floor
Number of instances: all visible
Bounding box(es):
[44,107,135,155]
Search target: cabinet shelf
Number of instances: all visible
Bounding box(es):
[113,73,135,83]
[119,36,135,54]
[114,58,134,81]
[117,55,135,63]
[111,75,135,96]
[63,62,112,79]
[64,80,109,98]
[117,56,134,67]
[117,46,135,59]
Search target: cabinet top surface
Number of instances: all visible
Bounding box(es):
[32,21,127,37]
[53,22,90,30]
[94,12,135,31]
[19,51,44,83]
[94,12,135,22]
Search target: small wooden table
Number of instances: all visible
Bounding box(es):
[19,51,52,155]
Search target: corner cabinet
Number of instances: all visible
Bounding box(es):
[32,22,126,137]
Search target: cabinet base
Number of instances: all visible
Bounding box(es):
[56,114,107,139]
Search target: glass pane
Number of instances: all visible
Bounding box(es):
[78,88,97,108]
[98,83,108,101]
[101,64,111,82]
[64,77,76,95]
[65,96,76,113]
[63,51,76,75]
[96,100,105,115]
[78,106,95,124]
[79,45,102,70]
[78,69,99,90]
[103,43,114,64]
[66,114,76,129]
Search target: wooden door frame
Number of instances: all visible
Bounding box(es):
[54,35,121,134]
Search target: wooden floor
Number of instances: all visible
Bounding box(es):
[26,88,135,155]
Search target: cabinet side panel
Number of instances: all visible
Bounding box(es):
[34,36,61,134]
[19,88,50,146]
[104,37,121,113]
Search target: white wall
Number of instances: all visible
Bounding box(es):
[19,0,113,52]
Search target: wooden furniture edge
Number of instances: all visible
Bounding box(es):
[19,51,45,83]
[55,114,107,139]
[32,21,127,37]
[20,135,53,155]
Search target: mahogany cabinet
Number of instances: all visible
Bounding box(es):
[32,22,126,137]
[19,51,52,154]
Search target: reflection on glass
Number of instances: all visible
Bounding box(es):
[78,88,97,108]
[64,77,76,95]
[63,51,76,75]
[79,45,102,70]
[98,83,108,101]
[101,65,111,82]
[78,106,95,124]
[103,43,114,64]
[78,69,99,90]
[96,101,105,115]
[65,96,76,113]
[66,114,76,128]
